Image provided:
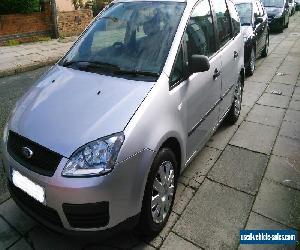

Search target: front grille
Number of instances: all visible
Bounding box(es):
[63,202,109,228]
[8,181,63,227]
[7,131,62,176]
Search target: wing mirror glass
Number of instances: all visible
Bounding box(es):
[189,55,210,74]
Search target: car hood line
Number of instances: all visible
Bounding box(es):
[9,65,155,158]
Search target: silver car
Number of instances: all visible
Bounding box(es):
[2,0,244,236]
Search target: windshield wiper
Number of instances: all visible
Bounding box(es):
[241,23,252,26]
[62,60,120,70]
[112,69,160,77]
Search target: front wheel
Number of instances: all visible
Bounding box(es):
[225,76,243,124]
[138,148,178,236]
[261,35,269,58]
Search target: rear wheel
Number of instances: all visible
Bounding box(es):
[225,76,243,124]
[246,48,255,76]
[138,148,178,236]
[261,35,269,58]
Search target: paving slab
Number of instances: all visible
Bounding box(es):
[272,72,298,85]
[253,179,300,229]
[257,93,290,109]
[0,217,19,249]
[272,136,300,170]
[246,104,285,127]
[208,146,268,195]
[265,155,300,190]
[182,146,221,180]
[27,226,83,250]
[161,232,201,250]
[266,82,295,97]
[243,81,268,96]
[279,120,300,139]
[241,93,260,107]
[0,199,36,235]
[207,124,238,150]
[173,179,253,250]
[172,186,195,215]
[237,105,252,125]
[288,99,300,111]
[8,238,33,250]
[292,86,300,100]
[230,121,278,155]
[239,212,294,250]
[247,66,277,83]
[284,109,300,123]
[0,156,9,204]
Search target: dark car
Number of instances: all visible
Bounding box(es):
[296,0,300,10]
[234,0,269,76]
[262,0,290,32]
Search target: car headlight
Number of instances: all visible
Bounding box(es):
[62,133,125,177]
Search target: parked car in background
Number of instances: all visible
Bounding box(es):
[262,0,290,32]
[234,0,269,76]
[296,0,300,10]
[2,0,245,237]
[288,0,296,15]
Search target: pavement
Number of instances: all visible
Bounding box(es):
[0,13,300,250]
[0,37,76,78]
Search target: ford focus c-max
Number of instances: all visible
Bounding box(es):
[2,0,244,236]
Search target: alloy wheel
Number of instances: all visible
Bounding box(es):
[234,81,242,117]
[250,49,255,73]
[151,161,175,224]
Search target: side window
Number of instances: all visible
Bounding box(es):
[256,1,264,16]
[170,46,184,87]
[214,0,233,47]
[185,0,216,58]
[253,1,260,17]
[227,0,240,36]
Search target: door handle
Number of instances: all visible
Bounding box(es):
[234,51,239,59]
[213,68,221,80]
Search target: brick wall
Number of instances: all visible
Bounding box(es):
[0,3,53,43]
[58,9,93,37]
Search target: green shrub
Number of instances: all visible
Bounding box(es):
[0,0,41,15]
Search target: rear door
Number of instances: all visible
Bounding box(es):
[256,0,268,49]
[253,0,264,53]
[212,0,240,118]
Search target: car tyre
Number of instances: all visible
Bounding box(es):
[261,35,269,57]
[246,48,255,76]
[225,76,243,124]
[138,148,178,236]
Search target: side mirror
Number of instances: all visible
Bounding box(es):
[189,55,210,74]
[285,2,290,7]
[255,16,264,25]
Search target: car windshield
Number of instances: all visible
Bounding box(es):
[235,3,253,26]
[262,0,284,7]
[60,2,186,79]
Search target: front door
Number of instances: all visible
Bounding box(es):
[183,0,222,160]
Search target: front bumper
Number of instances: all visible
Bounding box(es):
[2,143,155,233]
